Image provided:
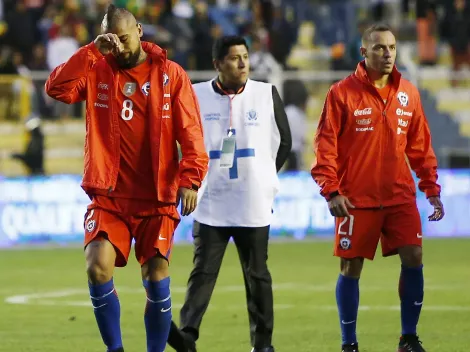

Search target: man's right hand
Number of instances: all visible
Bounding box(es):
[93,34,123,56]
[328,195,355,217]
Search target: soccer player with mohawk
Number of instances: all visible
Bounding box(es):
[45,5,208,352]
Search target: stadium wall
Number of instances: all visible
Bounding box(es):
[0,170,469,247]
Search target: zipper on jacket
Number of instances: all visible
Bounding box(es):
[365,79,397,209]
[109,71,120,193]
[380,110,386,209]
[372,82,394,208]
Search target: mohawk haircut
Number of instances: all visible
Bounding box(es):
[361,23,393,44]
[102,4,133,31]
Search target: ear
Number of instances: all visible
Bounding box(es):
[360,46,367,58]
[213,59,219,71]
[137,23,143,38]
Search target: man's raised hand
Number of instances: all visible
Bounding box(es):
[93,34,124,56]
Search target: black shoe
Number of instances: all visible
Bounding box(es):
[251,347,275,352]
[180,329,197,352]
[167,321,197,352]
[183,335,197,352]
[342,343,359,352]
[109,348,124,352]
[397,334,426,352]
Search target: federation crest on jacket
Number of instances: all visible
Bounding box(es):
[397,91,409,107]
[141,82,150,96]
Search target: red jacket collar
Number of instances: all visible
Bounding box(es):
[141,41,167,61]
[354,60,401,89]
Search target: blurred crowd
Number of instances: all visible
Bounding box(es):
[0,0,293,74]
[0,0,464,75]
[0,0,468,91]
[0,0,469,174]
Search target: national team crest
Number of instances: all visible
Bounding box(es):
[163,73,169,86]
[339,237,351,250]
[247,110,257,121]
[123,82,136,97]
[86,220,96,233]
[397,92,409,107]
[142,82,150,96]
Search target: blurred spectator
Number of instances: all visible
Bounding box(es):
[37,5,58,44]
[47,24,79,119]
[440,0,470,86]
[161,0,194,68]
[29,44,53,117]
[267,5,297,68]
[10,116,45,176]
[416,0,438,65]
[347,20,369,68]
[283,80,308,171]
[46,24,79,72]
[191,1,217,70]
[0,46,17,74]
[249,30,281,78]
[29,44,47,70]
[370,0,401,30]
[5,0,36,63]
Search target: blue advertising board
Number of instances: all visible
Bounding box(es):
[0,170,469,247]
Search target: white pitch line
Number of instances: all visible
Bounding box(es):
[3,282,466,304]
[4,284,470,312]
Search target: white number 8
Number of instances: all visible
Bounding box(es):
[121,99,134,121]
[338,214,355,236]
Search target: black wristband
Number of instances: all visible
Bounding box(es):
[191,183,199,191]
[328,191,340,200]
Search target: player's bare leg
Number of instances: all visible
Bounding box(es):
[141,253,172,352]
[396,245,426,352]
[337,257,364,352]
[85,238,124,352]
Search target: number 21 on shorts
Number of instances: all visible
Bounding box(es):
[337,214,355,236]
[121,99,134,121]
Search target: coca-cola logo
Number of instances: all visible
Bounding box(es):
[354,108,372,116]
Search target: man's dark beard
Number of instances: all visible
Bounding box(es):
[117,47,141,69]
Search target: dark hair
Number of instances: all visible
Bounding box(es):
[212,35,248,61]
[106,4,118,29]
[105,4,132,30]
[361,23,393,43]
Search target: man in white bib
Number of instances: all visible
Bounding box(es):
[167,36,292,352]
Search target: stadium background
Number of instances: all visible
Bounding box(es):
[0,1,469,351]
[0,0,469,244]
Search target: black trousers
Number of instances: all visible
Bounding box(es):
[179,220,274,348]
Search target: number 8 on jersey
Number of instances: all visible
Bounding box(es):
[121,99,134,121]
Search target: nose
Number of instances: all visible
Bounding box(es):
[238,59,246,68]
[384,48,391,58]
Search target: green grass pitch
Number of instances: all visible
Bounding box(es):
[0,238,469,351]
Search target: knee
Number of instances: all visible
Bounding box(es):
[85,241,114,284]
[86,259,113,285]
[142,255,169,282]
[399,245,423,267]
[340,257,364,278]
